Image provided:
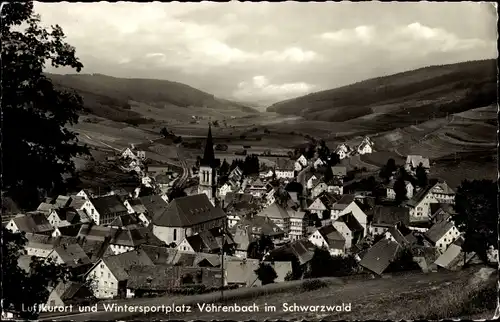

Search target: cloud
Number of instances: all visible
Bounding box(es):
[233,76,315,103]
[320,25,375,44]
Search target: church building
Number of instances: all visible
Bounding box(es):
[198,124,221,205]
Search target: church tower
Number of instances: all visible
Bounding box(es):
[198,124,220,205]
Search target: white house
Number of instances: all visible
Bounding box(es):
[6,213,53,234]
[305,173,318,190]
[275,158,295,180]
[121,148,137,160]
[68,197,100,224]
[259,169,274,179]
[288,209,307,241]
[335,144,351,160]
[429,181,455,204]
[85,250,154,299]
[404,186,439,222]
[357,137,374,155]
[331,221,354,249]
[136,150,146,160]
[313,158,325,169]
[386,180,414,200]
[326,178,344,195]
[311,181,328,199]
[424,220,461,254]
[141,176,154,188]
[331,195,367,236]
[309,225,346,256]
[218,183,234,199]
[76,189,92,200]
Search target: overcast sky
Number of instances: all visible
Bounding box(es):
[35,1,497,106]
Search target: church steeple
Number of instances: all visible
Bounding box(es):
[201,124,216,167]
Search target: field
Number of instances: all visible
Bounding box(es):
[140,266,495,321]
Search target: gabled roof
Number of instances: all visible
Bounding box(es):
[77,224,113,242]
[406,155,430,168]
[58,224,84,237]
[225,259,261,286]
[431,181,455,195]
[319,192,340,209]
[11,213,53,233]
[110,227,146,247]
[250,178,265,188]
[68,197,87,210]
[359,239,400,275]
[424,220,455,243]
[332,194,356,210]
[37,202,55,213]
[109,214,140,228]
[126,264,174,291]
[275,158,295,171]
[152,194,226,227]
[52,244,92,268]
[53,208,83,225]
[316,225,345,250]
[386,226,409,246]
[53,281,91,301]
[372,206,410,227]
[405,185,434,208]
[235,216,284,238]
[256,203,290,219]
[54,195,71,208]
[101,249,154,281]
[139,195,168,217]
[331,166,347,177]
[91,195,128,216]
[339,212,364,232]
[140,245,178,265]
[430,203,456,216]
[126,198,149,214]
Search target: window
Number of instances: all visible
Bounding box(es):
[100,264,104,269]
[108,273,111,278]
[173,229,177,241]
[50,300,55,306]
[101,271,103,276]
[91,209,94,215]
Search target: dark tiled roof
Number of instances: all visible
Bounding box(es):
[275,158,295,171]
[317,225,345,249]
[102,249,155,281]
[431,181,455,195]
[52,244,92,268]
[110,228,146,247]
[139,195,168,217]
[152,194,226,227]
[332,194,356,210]
[109,214,140,228]
[387,226,409,246]
[91,195,128,216]
[256,203,289,219]
[140,245,178,265]
[54,195,71,208]
[359,239,400,275]
[339,212,364,232]
[12,213,53,233]
[405,185,434,208]
[54,281,91,301]
[126,264,175,291]
[236,216,284,238]
[425,220,455,244]
[372,206,410,227]
[78,224,113,242]
[331,166,347,177]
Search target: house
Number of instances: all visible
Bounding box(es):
[46,281,95,307]
[140,194,169,219]
[429,203,455,224]
[259,169,274,179]
[357,137,374,155]
[326,178,343,195]
[404,185,439,222]
[385,180,414,200]
[263,184,276,206]
[155,174,171,193]
[295,154,308,171]
[424,220,461,254]
[370,206,410,236]
[6,213,53,234]
[256,202,290,236]
[85,249,154,299]
[136,150,146,160]
[307,192,338,220]
[176,228,235,254]
[337,212,365,246]
[47,208,89,228]
[311,181,328,199]
[91,195,129,225]
[46,244,92,274]
[76,189,93,200]
[383,226,410,247]
[233,216,285,249]
[288,209,307,241]
[121,148,137,160]
[266,239,316,276]
[224,259,261,287]
[245,178,267,198]
[36,202,55,215]
[429,181,455,204]
[108,227,147,255]
[68,197,99,224]
[405,155,430,174]
[141,176,154,188]
[313,158,325,169]
[53,195,72,209]
[274,158,295,179]
[152,194,227,245]
[359,238,400,276]
[433,242,479,271]
[218,182,235,199]
[305,173,318,190]
[335,143,352,160]
[24,233,60,258]
[331,195,367,236]
[331,166,347,179]
[109,214,141,229]
[309,225,346,256]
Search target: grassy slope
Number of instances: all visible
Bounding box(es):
[47,73,258,124]
[267,60,497,132]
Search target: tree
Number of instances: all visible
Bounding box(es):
[219,159,230,177]
[285,181,303,196]
[386,247,420,272]
[2,1,89,209]
[415,163,428,187]
[2,227,70,318]
[160,127,169,138]
[324,165,334,183]
[306,248,358,278]
[138,185,156,197]
[393,177,408,204]
[328,152,341,166]
[254,263,277,285]
[168,187,187,200]
[247,235,275,260]
[379,158,397,182]
[453,180,497,265]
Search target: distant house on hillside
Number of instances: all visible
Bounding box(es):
[335,144,352,160]
[121,148,137,160]
[357,137,374,155]
[294,154,308,171]
[275,158,295,179]
[405,155,430,174]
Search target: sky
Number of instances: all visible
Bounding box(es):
[35,1,497,107]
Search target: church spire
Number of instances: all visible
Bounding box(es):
[201,123,215,166]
